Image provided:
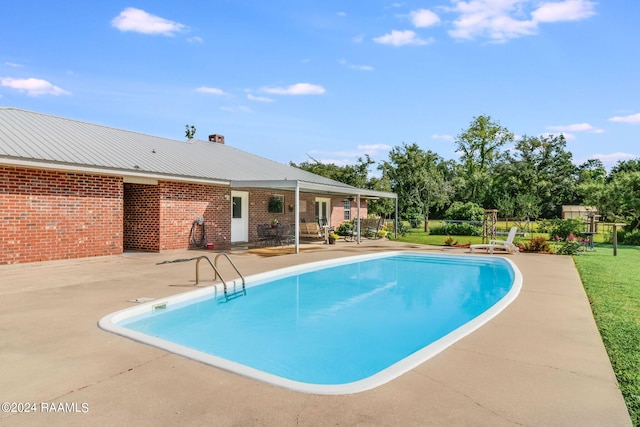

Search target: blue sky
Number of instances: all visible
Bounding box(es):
[1,1,638,170]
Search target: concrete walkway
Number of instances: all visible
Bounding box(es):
[0,240,631,426]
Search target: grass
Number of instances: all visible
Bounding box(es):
[573,246,640,425]
[395,224,640,424]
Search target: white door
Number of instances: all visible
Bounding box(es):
[231,191,249,242]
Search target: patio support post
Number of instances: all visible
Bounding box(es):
[395,197,398,239]
[295,182,300,254]
[356,194,361,244]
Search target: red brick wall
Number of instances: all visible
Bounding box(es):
[0,166,123,264]
[123,183,160,251]
[159,181,230,250]
[242,189,368,241]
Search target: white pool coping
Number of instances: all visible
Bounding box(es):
[99,251,523,395]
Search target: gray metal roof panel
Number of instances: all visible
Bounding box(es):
[0,107,356,188]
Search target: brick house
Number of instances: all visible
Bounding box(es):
[0,108,396,264]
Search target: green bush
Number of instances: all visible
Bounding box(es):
[335,221,353,236]
[444,201,484,222]
[555,240,584,255]
[547,218,585,240]
[618,229,640,245]
[429,223,482,236]
[405,207,423,228]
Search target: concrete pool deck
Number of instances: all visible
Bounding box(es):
[0,240,632,426]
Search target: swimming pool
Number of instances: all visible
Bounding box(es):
[99,251,522,394]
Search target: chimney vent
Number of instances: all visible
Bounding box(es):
[208,134,225,144]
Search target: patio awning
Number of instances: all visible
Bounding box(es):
[230,179,396,200]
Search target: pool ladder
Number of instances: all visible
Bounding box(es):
[195,253,246,300]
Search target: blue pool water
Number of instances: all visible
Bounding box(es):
[100,252,521,394]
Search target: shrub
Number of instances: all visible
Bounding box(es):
[519,236,551,253]
[547,218,585,240]
[556,240,584,255]
[405,208,423,228]
[553,233,585,255]
[429,223,482,236]
[444,201,484,222]
[336,221,353,236]
[618,229,640,246]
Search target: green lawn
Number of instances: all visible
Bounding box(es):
[395,227,639,424]
[573,246,640,425]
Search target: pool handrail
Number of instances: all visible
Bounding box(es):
[195,253,246,299]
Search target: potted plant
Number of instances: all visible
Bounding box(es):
[328,232,339,244]
[270,218,279,228]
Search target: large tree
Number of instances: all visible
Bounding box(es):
[380,143,451,231]
[492,134,577,219]
[290,155,374,189]
[585,171,640,231]
[454,115,513,205]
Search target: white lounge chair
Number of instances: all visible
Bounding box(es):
[470,226,519,254]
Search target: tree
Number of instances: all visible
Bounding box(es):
[290,155,374,189]
[495,134,577,219]
[608,158,640,183]
[380,143,452,231]
[185,124,196,139]
[454,115,514,205]
[366,174,395,217]
[590,171,640,231]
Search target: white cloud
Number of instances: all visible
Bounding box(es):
[547,123,605,133]
[410,9,441,28]
[589,152,638,168]
[431,134,455,141]
[247,93,274,102]
[187,36,203,43]
[260,83,325,95]
[373,30,433,46]
[1,77,70,96]
[337,11,347,17]
[609,113,640,125]
[220,106,252,113]
[196,86,227,95]
[5,62,23,68]
[447,0,596,43]
[338,59,374,71]
[357,144,393,154]
[543,131,576,141]
[532,0,597,23]
[111,8,186,36]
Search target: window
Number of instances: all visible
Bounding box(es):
[268,194,284,214]
[344,200,351,220]
[232,196,242,219]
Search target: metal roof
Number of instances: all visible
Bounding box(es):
[0,107,395,199]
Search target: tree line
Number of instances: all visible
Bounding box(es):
[290,115,640,232]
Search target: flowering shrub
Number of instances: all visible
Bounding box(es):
[553,233,585,255]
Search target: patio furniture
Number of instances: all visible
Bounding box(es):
[299,222,323,239]
[470,226,519,254]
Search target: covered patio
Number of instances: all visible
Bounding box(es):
[231,179,398,253]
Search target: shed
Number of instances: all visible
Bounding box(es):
[561,206,598,221]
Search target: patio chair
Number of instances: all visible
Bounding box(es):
[255,224,274,247]
[470,226,519,254]
[278,224,295,246]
